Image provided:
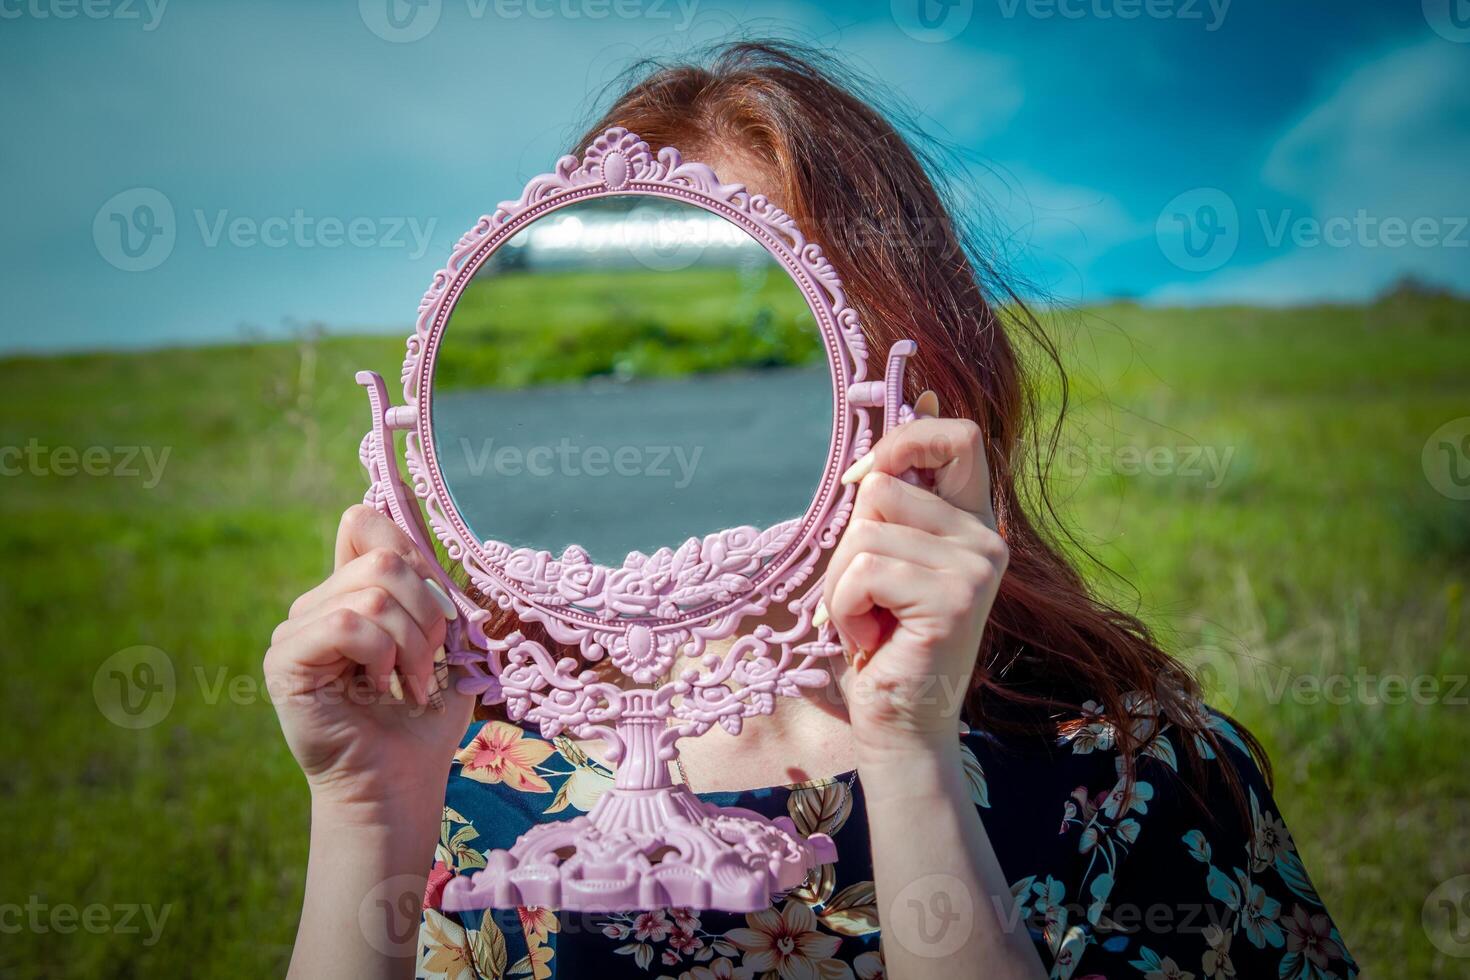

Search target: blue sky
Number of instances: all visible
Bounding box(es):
[1,0,1465,352]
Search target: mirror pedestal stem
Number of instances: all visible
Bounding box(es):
[612,718,673,791]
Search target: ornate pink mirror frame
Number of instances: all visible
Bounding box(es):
[354,128,921,913]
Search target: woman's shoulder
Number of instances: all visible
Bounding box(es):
[956,694,1268,832]
[970,694,1358,980]
[962,692,1271,807]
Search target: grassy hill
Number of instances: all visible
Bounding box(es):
[1,292,1467,977]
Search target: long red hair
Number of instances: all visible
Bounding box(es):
[479,41,1266,792]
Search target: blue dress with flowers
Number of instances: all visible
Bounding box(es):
[416,699,1356,980]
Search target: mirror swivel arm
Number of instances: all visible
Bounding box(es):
[845,339,919,436]
[355,370,493,658]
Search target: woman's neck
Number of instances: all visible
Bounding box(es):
[576,635,857,793]
[675,639,856,792]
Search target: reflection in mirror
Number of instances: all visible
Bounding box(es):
[431,196,832,567]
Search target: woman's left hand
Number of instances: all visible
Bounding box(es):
[821,408,1008,759]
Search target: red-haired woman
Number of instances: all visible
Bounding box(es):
[268,42,1356,980]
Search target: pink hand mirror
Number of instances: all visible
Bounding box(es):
[355,128,921,913]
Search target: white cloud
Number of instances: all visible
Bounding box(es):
[969,164,1145,300]
[836,25,1025,143]
[989,166,1143,259]
[1150,40,1470,305]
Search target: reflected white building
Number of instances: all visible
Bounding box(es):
[486,198,773,275]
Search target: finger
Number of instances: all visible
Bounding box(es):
[844,418,993,522]
[342,587,439,704]
[823,518,955,616]
[291,546,455,642]
[851,470,993,545]
[282,588,438,704]
[828,553,944,657]
[266,606,398,697]
[334,504,440,576]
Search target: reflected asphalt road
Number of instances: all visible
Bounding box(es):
[432,365,833,565]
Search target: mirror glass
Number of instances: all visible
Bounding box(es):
[431,196,832,567]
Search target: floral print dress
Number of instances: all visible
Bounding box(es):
[417,700,1356,980]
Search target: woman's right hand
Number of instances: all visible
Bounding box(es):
[265,505,475,817]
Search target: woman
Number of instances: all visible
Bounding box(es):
[268,42,1357,980]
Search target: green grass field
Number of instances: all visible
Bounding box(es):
[438,266,821,390]
[2,291,1467,977]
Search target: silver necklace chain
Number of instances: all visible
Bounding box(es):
[661,656,859,794]
[674,757,859,794]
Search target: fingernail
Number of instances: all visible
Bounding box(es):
[914,390,940,418]
[387,670,405,701]
[434,645,447,665]
[840,450,876,485]
[424,578,457,619]
[812,601,829,628]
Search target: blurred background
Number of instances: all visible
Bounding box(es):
[1,1,1467,976]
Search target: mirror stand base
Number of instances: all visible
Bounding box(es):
[439,785,837,914]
